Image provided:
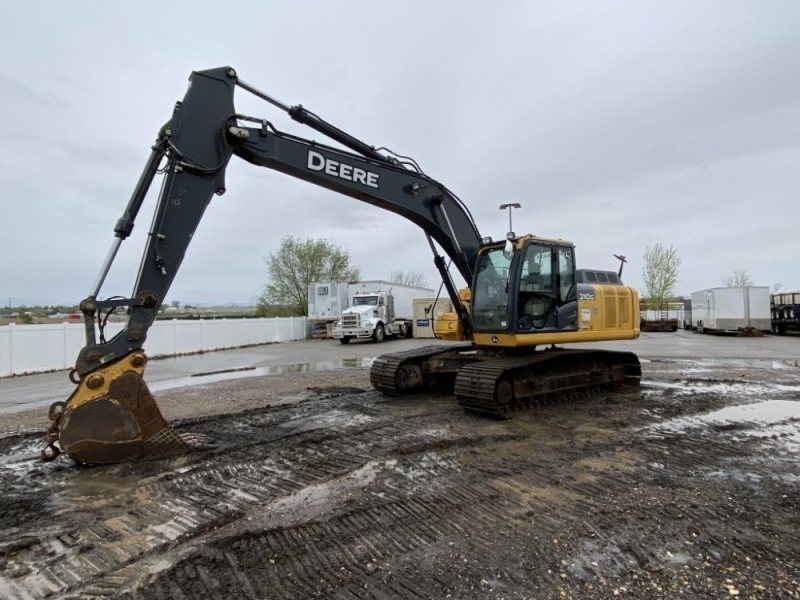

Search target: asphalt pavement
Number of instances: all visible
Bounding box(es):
[1,330,797,416]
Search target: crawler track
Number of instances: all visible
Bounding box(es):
[455,349,641,417]
[371,345,641,418]
[369,343,473,395]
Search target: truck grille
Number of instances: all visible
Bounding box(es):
[342,315,360,328]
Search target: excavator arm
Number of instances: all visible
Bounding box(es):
[51,66,484,464]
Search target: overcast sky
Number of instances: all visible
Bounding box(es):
[2,2,799,307]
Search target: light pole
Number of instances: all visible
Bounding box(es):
[499,203,521,238]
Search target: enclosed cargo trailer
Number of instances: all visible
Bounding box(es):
[690,286,770,333]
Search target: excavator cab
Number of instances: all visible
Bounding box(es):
[471,236,578,335]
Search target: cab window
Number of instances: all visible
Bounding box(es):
[518,245,555,329]
[558,247,574,302]
[472,248,511,330]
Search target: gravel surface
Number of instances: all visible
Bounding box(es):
[0,357,799,599]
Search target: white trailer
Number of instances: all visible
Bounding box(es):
[307,281,352,337]
[690,286,771,333]
[333,281,433,343]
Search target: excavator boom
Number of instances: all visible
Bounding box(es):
[50,67,485,463]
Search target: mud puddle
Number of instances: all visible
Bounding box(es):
[148,357,375,393]
[644,356,800,373]
[643,379,800,396]
[650,398,800,456]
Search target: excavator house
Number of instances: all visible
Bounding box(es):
[44,67,641,465]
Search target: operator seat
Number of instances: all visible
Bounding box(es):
[521,264,554,328]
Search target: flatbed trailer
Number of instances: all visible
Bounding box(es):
[771,290,800,334]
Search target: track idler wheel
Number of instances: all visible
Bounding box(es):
[58,354,191,464]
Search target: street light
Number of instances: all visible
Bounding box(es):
[499,203,521,260]
[499,203,521,239]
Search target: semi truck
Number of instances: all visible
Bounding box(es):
[690,286,771,333]
[332,281,433,343]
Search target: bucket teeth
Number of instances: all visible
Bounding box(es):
[59,365,190,464]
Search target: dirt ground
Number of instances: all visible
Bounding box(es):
[1,355,799,599]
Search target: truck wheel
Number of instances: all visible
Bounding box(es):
[339,336,352,344]
[373,324,385,343]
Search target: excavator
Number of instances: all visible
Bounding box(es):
[42,67,641,465]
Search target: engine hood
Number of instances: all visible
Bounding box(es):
[342,305,376,317]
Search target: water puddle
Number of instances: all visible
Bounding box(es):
[647,358,800,373]
[149,357,375,393]
[641,380,800,397]
[689,358,800,370]
[649,399,800,454]
[269,458,395,513]
[699,399,800,423]
[59,471,144,501]
[645,392,799,495]
[0,439,44,473]
[653,399,800,432]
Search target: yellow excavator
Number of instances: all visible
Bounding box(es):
[42,67,640,464]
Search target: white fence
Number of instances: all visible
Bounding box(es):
[0,317,308,377]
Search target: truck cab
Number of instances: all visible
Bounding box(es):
[333,290,410,343]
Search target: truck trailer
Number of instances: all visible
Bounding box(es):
[690,286,770,333]
[639,300,682,332]
[307,281,353,338]
[771,290,800,334]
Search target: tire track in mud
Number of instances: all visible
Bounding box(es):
[124,480,526,600]
[1,372,799,599]
[0,390,521,598]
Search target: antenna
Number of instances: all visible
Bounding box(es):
[614,254,627,277]
[499,203,521,239]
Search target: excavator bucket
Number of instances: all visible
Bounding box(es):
[56,354,191,464]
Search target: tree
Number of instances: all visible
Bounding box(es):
[723,268,753,287]
[257,236,360,316]
[641,243,682,308]
[390,269,428,288]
